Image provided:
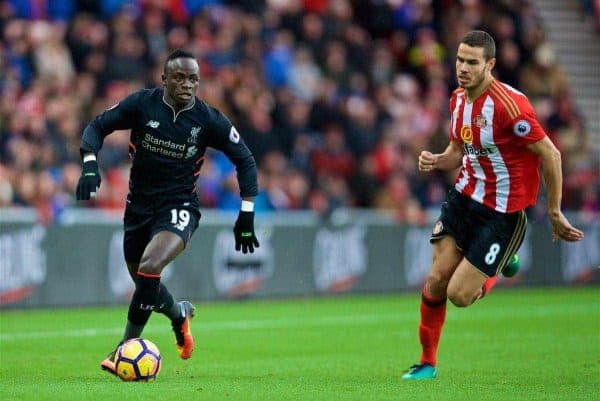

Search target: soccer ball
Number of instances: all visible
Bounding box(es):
[115,338,161,382]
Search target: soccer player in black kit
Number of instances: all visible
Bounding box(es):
[76,50,260,376]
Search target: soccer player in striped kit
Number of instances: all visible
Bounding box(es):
[402,31,584,380]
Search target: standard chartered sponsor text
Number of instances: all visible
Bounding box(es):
[142,133,185,158]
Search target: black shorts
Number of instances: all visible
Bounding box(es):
[123,201,200,264]
[430,189,527,277]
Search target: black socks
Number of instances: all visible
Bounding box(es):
[126,273,160,327]
[124,273,181,340]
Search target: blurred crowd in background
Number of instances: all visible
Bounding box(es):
[1,0,598,224]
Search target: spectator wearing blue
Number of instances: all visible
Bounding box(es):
[7,0,75,21]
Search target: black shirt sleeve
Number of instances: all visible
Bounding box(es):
[80,90,142,155]
[206,106,258,197]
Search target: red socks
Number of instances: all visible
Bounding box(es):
[417,275,497,366]
[419,290,447,366]
[480,276,498,299]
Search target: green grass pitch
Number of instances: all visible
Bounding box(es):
[1,287,598,401]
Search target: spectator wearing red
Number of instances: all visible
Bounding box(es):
[310,123,355,180]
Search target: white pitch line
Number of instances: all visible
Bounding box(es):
[0,313,403,341]
[0,302,595,342]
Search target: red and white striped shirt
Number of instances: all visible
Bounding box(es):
[449,80,546,213]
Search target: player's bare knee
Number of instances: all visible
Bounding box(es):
[137,257,163,276]
[447,291,474,307]
[425,273,449,296]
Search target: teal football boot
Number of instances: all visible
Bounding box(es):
[502,254,520,278]
[402,363,437,380]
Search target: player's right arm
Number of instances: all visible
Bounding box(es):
[76,91,142,201]
[420,90,464,173]
[419,140,463,172]
[80,91,142,156]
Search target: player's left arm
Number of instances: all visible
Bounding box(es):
[207,109,258,200]
[526,137,584,242]
[207,106,260,253]
[510,95,584,242]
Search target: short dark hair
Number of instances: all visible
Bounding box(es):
[460,30,496,60]
[164,49,196,72]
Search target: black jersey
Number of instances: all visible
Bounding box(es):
[81,88,257,205]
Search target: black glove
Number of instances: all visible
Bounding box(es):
[233,211,260,254]
[76,160,101,200]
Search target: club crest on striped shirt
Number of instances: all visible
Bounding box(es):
[474,114,487,128]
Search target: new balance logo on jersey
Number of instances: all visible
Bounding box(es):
[146,120,160,128]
